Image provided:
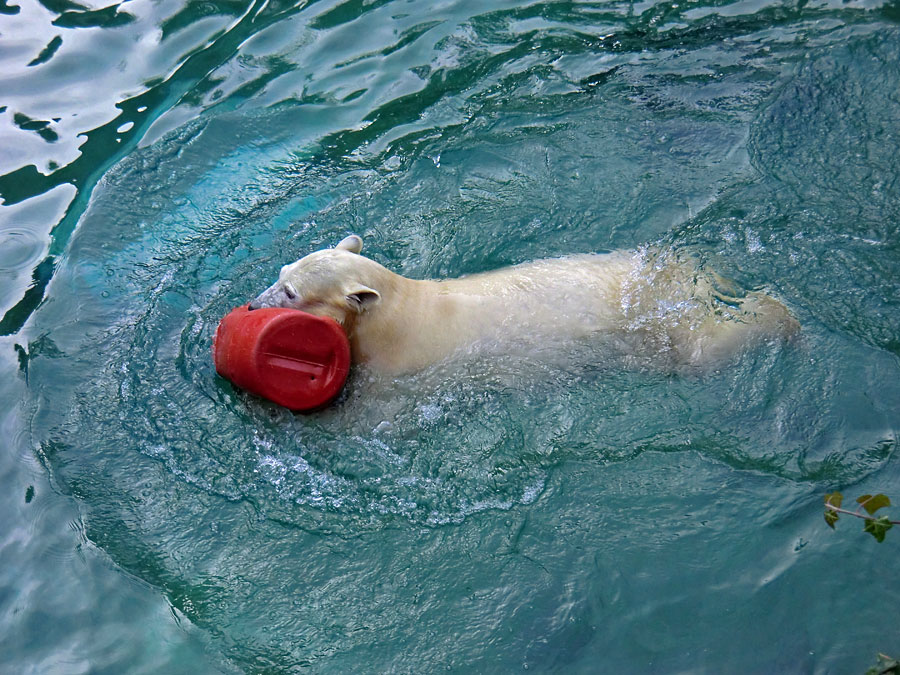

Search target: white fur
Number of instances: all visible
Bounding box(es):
[249,235,798,374]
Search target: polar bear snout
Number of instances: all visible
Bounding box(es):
[247,237,378,316]
[248,281,296,311]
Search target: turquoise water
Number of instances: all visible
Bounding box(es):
[2,0,900,671]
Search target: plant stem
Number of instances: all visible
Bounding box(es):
[824,504,900,524]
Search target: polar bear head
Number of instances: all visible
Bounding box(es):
[247,235,384,325]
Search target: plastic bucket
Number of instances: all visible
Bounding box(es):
[213,305,351,411]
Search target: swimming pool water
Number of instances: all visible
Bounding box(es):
[2,0,899,671]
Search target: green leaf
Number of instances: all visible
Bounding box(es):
[857,493,891,515]
[824,509,839,529]
[863,516,894,543]
[825,492,843,508]
[865,653,900,675]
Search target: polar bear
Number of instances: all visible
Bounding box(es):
[248,235,798,374]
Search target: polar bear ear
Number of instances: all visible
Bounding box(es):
[336,234,363,254]
[345,285,380,312]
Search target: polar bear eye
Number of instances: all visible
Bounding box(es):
[283,285,297,300]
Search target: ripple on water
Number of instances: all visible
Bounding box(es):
[0,228,42,270]
[24,55,900,533]
[10,3,900,672]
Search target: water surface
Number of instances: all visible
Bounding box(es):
[2,0,900,671]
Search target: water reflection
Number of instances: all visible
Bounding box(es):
[2,0,900,671]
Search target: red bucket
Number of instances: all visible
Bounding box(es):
[213,305,351,411]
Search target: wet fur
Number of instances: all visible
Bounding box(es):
[249,235,798,374]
